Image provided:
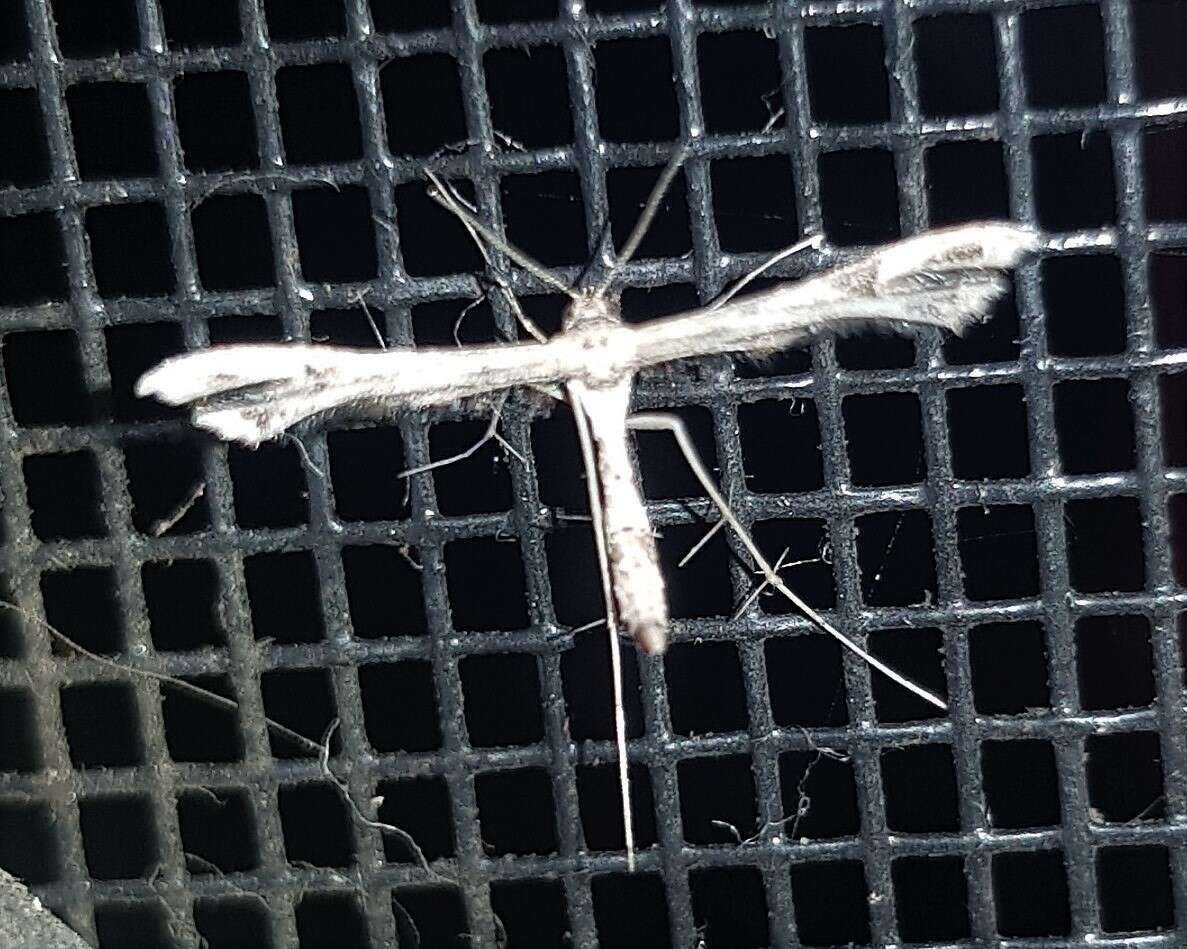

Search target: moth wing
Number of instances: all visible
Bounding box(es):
[136,341,565,446]
[631,222,1038,364]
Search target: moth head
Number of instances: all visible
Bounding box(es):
[562,289,623,331]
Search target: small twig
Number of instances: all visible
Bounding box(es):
[149,481,205,536]
[317,720,447,883]
[2,600,444,883]
[0,599,323,756]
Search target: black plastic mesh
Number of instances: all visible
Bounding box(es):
[0,0,1185,946]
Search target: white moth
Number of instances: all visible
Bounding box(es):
[136,159,1036,868]
[138,221,1035,648]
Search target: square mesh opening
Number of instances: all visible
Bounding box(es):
[0,0,1182,947]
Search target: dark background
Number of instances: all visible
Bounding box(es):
[0,0,1184,946]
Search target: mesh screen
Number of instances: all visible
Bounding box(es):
[0,0,1185,946]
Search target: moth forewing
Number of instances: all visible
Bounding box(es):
[134,332,625,446]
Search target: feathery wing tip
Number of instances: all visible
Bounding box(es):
[875,221,1039,284]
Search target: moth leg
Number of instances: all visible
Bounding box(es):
[401,176,546,483]
[451,291,490,347]
[708,233,824,311]
[626,411,948,710]
[397,391,524,480]
[677,517,727,568]
[569,385,638,872]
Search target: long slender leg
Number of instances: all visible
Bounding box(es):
[397,392,525,479]
[627,412,948,710]
[422,169,643,866]
[708,234,824,311]
[569,386,637,871]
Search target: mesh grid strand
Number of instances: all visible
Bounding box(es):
[0,0,1184,946]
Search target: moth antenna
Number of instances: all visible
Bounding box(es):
[595,143,690,295]
[422,168,577,298]
[430,174,550,343]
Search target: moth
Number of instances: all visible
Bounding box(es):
[137,222,1035,653]
[136,156,1036,865]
